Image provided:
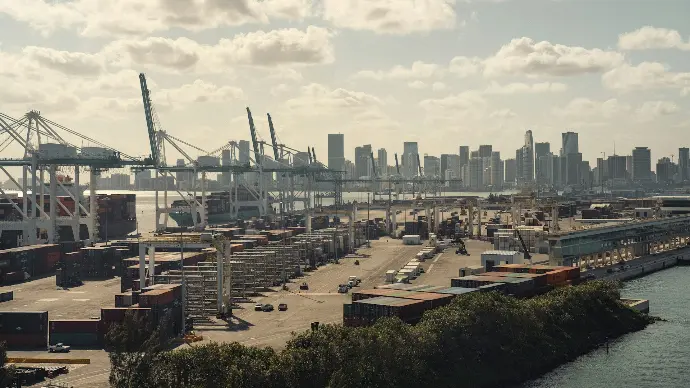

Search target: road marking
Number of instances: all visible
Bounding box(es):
[427,264,435,274]
[433,253,443,263]
[37,298,59,302]
[72,298,90,302]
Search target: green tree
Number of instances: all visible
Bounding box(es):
[105,311,170,388]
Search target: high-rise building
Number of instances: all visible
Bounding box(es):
[561,132,579,155]
[522,130,534,182]
[566,153,582,185]
[504,159,516,184]
[135,170,152,190]
[679,147,689,181]
[490,151,503,188]
[468,157,482,189]
[607,155,627,180]
[423,155,440,177]
[534,142,550,184]
[459,146,470,170]
[631,147,652,181]
[479,145,493,158]
[327,134,345,172]
[515,148,524,183]
[596,157,605,185]
[625,155,633,179]
[656,157,675,183]
[220,149,231,186]
[377,148,387,176]
[581,160,591,186]
[354,145,372,178]
[238,140,251,164]
[402,142,419,177]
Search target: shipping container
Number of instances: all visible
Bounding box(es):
[49,332,100,347]
[433,287,478,296]
[0,311,48,334]
[352,296,430,325]
[0,333,47,348]
[139,288,176,308]
[115,292,133,307]
[49,319,100,334]
[100,307,152,322]
[0,290,13,302]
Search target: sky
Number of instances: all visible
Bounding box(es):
[0,0,689,168]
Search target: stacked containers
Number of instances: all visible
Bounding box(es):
[0,311,48,349]
[138,284,182,338]
[351,296,430,325]
[81,246,115,278]
[0,244,61,278]
[49,319,101,346]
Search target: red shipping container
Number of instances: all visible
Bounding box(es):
[0,333,47,348]
[101,307,151,322]
[139,289,175,307]
[50,319,101,334]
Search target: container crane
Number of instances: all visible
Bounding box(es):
[515,229,532,264]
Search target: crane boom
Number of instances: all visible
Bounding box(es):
[246,107,262,167]
[395,153,400,175]
[515,229,532,263]
[267,113,280,161]
[139,73,163,167]
[307,147,313,164]
[416,153,422,176]
[370,152,377,178]
[311,147,317,164]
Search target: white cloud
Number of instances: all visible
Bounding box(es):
[553,98,631,119]
[105,27,335,72]
[484,81,568,94]
[618,26,690,51]
[156,80,245,105]
[448,56,482,78]
[419,91,487,120]
[0,0,313,37]
[285,83,384,115]
[602,62,690,93]
[270,83,291,97]
[352,61,443,80]
[636,100,680,119]
[408,80,427,89]
[322,0,457,34]
[22,46,103,76]
[432,82,447,91]
[489,109,517,119]
[483,37,624,77]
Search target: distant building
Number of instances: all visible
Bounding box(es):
[535,142,550,184]
[679,147,689,181]
[504,159,516,184]
[328,134,345,172]
[478,145,493,158]
[656,157,677,183]
[377,148,388,176]
[459,146,470,170]
[423,155,440,177]
[490,152,503,188]
[632,147,652,182]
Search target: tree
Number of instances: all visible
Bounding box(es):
[105,311,170,388]
[0,341,14,388]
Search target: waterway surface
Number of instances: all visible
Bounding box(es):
[524,266,690,388]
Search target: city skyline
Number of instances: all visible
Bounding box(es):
[0,2,688,166]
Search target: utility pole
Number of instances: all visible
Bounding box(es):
[367,192,370,245]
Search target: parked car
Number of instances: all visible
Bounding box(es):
[48,343,71,353]
[278,303,288,311]
[262,304,274,312]
[254,304,263,311]
[300,282,309,290]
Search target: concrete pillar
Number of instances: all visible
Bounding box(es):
[148,247,156,285]
[139,243,147,290]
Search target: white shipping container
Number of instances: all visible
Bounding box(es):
[386,270,397,283]
[81,146,113,159]
[402,235,421,245]
[480,250,522,269]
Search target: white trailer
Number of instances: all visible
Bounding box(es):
[402,235,422,245]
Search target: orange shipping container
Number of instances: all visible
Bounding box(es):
[139,288,175,307]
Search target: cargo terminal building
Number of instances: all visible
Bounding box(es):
[547,216,690,267]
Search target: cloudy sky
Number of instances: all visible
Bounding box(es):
[1,0,688,167]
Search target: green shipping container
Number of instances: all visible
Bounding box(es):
[49,332,100,347]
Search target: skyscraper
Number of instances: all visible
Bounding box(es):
[403,142,419,177]
[354,145,372,178]
[459,146,470,170]
[515,148,524,183]
[479,145,493,158]
[221,149,231,186]
[423,155,440,177]
[522,130,534,182]
[534,142,550,184]
[327,134,345,172]
[490,151,503,188]
[679,147,689,181]
[561,132,579,155]
[631,147,652,181]
[504,159,516,184]
[377,148,388,176]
